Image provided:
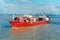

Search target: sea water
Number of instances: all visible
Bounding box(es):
[0,14,60,40]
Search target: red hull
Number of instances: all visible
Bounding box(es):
[10,21,49,27]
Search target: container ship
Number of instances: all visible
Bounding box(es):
[9,15,50,27]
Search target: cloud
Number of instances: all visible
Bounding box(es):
[34,5,60,14]
[19,0,31,2]
[0,0,3,2]
[0,4,19,14]
[0,3,60,14]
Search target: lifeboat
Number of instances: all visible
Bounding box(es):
[9,15,50,27]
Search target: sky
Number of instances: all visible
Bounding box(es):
[0,0,60,14]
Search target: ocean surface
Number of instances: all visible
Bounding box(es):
[0,14,60,40]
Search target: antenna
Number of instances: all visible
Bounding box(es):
[13,12,14,21]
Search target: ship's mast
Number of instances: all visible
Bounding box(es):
[13,12,14,21]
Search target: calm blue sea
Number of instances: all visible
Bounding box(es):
[0,14,60,40]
